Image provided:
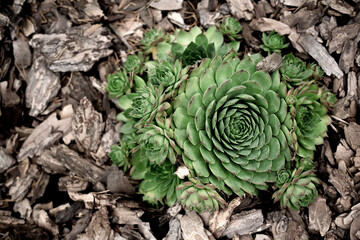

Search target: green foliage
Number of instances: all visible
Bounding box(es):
[218,17,242,41]
[106,23,335,213]
[177,178,226,212]
[280,54,314,88]
[106,71,130,98]
[260,31,289,55]
[139,160,181,206]
[273,169,320,210]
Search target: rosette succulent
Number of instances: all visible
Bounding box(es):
[147,60,188,94]
[134,117,181,165]
[106,71,130,98]
[139,160,181,206]
[173,53,293,197]
[121,84,170,127]
[156,26,240,64]
[287,82,331,158]
[109,143,132,172]
[273,168,320,210]
[124,54,142,74]
[141,29,165,51]
[260,31,289,55]
[176,178,226,212]
[218,17,242,41]
[280,54,313,87]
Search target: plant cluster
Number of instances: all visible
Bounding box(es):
[106,18,336,212]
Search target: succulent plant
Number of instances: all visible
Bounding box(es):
[120,84,170,128]
[260,31,289,55]
[141,29,165,51]
[173,53,293,197]
[156,26,240,64]
[147,60,188,94]
[295,156,315,171]
[109,143,132,172]
[218,17,242,41]
[321,91,337,110]
[124,54,142,74]
[280,54,313,88]
[176,178,226,212]
[134,117,181,165]
[106,71,130,98]
[275,170,292,188]
[287,82,331,158]
[139,160,181,206]
[273,168,320,210]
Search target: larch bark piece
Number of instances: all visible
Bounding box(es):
[318,16,337,41]
[209,197,242,238]
[322,0,355,15]
[12,35,32,68]
[29,24,113,72]
[180,209,210,240]
[113,206,144,225]
[256,53,283,72]
[54,144,106,184]
[328,23,360,54]
[32,209,59,236]
[106,166,135,195]
[249,18,291,35]
[68,191,112,209]
[58,175,88,192]
[344,122,360,151]
[17,113,72,161]
[282,7,321,29]
[64,210,92,240]
[33,149,68,174]
[25,57,60,117]
[327,161,357,198]
[347,72,358,98]
[164,217,182,240]
[13,198,32,219]
[72,97,104,157]
[221,209,264,238]
[227,0,254,20]
[57,0,105,24]
[150,0,183,10]
[297,34,344,79]
[339,39,357,74]
[0,149,15,173]
[308,196,332,236]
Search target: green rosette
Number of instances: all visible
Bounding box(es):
[173,53,292,197]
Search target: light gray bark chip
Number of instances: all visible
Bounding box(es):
[150,0,183,10]
[321,0,355,16]
[57,0,105,24]
[227,0,254,20]
[327,161,358,199]
[82,207,114,240]
[12,35,32,68]
[256,53,283,72]
[33,149,68,174]
[64,210,92,240]
[180,210,211,240]
[72,97,105,157]
[308,196,332,236]
[164,217,182,240]
[0,13,9,41]
[344,122,360,151]
[17,112,72,161]
[29,24,113,72]
[297,34,344,79]
[0,149,15,173]
[249,18,291,35]
[282,7,321,29]
[53,144,107,184]
[328,24,360,54]
[25,57,60,117]
[221,209,264,238]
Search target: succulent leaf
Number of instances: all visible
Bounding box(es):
[280,54,313,88]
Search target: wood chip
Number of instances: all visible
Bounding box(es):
[328,24,360,54]
[221,209,264,238]
[29,24,113,72]
[309,196,332,236]
[327,161,357,198]
[72,97,104,157]
[249,18,291,35]
[57,0,105,24]
[344,122,360,151]
[180,209,211,240]
[12,35,32,68]
[0,149,15,173]
[17,113,72,161]
[297,34,344,79]
[82,207,114,240]
[209,197,242,238]
[256,53,283,72]
[227,0,254,20]
[321,0,355,16]
[68,191,113,209]
[106,166,135,194]
[150,0,183,11]
[282,7,321,29]
[113,206,144,225]
[53,144,107,184]
[25,57,60,117]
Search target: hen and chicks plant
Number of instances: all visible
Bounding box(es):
[106,19,336,212]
